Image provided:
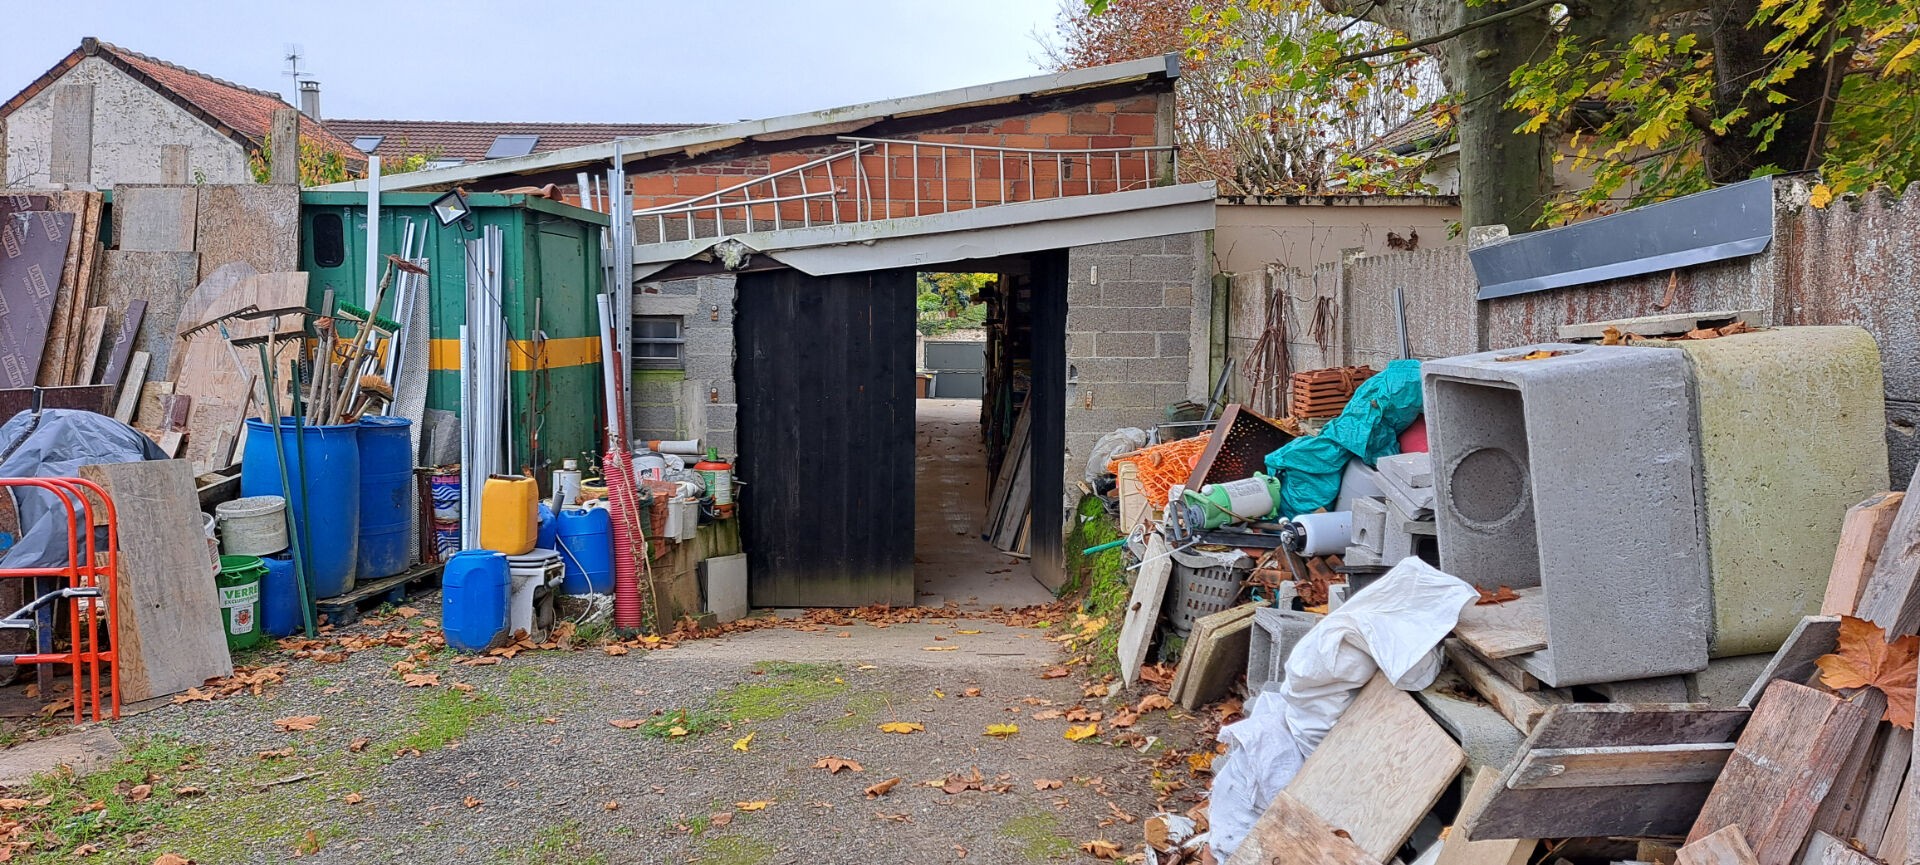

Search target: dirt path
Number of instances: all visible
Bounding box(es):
[4,602,1215,864]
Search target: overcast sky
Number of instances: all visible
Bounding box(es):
[3,0,1067,124]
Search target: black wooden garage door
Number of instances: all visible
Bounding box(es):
[735,268,916,607]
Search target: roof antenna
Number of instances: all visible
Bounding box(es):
[282,43,307,102]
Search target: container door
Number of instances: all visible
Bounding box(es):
[735,268,915,607]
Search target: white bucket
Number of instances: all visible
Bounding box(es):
[216,495,289,556]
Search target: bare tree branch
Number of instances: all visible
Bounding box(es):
[1329,0,1558,65]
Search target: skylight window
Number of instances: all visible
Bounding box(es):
[351,135,384,152]
[485,134,538,159]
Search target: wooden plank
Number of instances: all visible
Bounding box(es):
[1815,720,1893,844]
[1468,702,1751,841]
[1800,831,1877,865]
[1691,680,1884,865]
[33,194,87,386]
[1287,674,1467,861]
[1678,825,1761,865]
[60,195,103,385]
[1228,790,1378,865]
[1823,492,1906,616]
[73,306,107,384]
[1480,651,1544,691]
[1452,587,1548,659]
[98,251,202,379]
[136,381,174,428]
[99,300,147,387]
[1117,533,1174,688]
[78,460,231,703]
[1435,770,1533,865]
[111,185,198,253]
[1741,616,1842,707]
[1509,742,1735,790]
[983,398,1031,535]
[1445,640,1571,734]
[110,351,149,424]
[1855,465,1920,635]
[1873,771,1911,864]
[1855,726,1914,855]
[192,184,299,284]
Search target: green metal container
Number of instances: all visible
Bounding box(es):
[217,555,267,651]
[298,191,610,483]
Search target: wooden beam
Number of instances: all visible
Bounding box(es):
[1444,639,1570,734]
[110,351,149,424]
[1854,466,1920,634]
[1434,770,1533,865]
[1691,680,1884,865]
[1287,674,1466,861]
[73,306,107,384]
[1740,616,1842,707]
[1824,492,1906,616]
[1676,824,1760,865]
[269,108,299,185]
[1509,742,1736,790]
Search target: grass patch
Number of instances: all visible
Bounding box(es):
[1064,494,1129,678]
[1000,811,1077,861]
[492,819,609,865]
[18,737,201,857]
[504,666,591,717]
[691,834,776,865]
[375,688,503,757]
[826,691,893,732]
[711,662,845,724]
[641,707,723,739]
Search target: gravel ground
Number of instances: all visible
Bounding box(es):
[43,597,1216,865]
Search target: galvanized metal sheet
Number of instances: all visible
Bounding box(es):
[1470,178,1774,301]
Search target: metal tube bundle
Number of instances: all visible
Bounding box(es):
[460,226,508,549]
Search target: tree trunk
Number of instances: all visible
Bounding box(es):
[1450,1,1556,230]
[1704,0,1852,182]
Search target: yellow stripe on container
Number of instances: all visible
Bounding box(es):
[428,336,603,371]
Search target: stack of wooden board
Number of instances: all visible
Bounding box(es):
[984,399,1032,553]
[1288,366,1375,418]
[0,191,105,392]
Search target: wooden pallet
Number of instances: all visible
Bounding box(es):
[315,563,445,626]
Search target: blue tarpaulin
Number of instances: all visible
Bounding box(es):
[1265,359,1424,516]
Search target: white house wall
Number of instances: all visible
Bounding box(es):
[3,56,250,187]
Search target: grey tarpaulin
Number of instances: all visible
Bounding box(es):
[0,409,167,569]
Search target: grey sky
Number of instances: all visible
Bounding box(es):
[3,1,1067,124]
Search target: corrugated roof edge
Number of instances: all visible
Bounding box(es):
[298,190,612,226]
[312,54,1182,194]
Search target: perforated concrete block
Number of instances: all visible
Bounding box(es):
[1378,452,1434,489]
[1350,496,1389,554]
[1633,327,1888,657]
[1247,606,1320,690]
[1424,343,1710,687]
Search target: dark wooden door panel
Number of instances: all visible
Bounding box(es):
[736,268,915,607]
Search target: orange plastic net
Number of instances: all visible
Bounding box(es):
[1109,432,1212,508]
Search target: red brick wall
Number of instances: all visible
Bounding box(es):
[565,95,1167,236]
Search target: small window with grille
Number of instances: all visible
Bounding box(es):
[632,315,685,370]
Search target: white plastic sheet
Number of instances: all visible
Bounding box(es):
[1208,557,1478,859]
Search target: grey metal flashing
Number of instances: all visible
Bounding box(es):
[314,55,1180,194]
[1469,177,1775,300]
[631,182,1217,279]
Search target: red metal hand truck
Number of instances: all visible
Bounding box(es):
[0,478,119,722]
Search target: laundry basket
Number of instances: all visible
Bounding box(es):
[1165,547,1254,636]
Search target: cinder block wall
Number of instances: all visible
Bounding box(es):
[1064,230,1212,505]
[634,274,738,455]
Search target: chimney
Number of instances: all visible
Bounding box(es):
[298,80,320,119]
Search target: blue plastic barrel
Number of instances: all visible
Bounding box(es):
[356,416,413,579]
[537,502,557,551]
[554,506,613,594]
[442,549,509,652]
[259,553,301,637]
[241,419,359,598]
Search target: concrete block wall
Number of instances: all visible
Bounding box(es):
[635,273,738,456]
[1065,231,1212,503]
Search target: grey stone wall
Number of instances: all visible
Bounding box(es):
[635,274,738,455]
[1065,230,1212,497]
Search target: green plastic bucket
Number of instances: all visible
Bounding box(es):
[217,555,267,651]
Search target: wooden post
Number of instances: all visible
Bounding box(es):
[269,108,299,185]
[48,84,93,186]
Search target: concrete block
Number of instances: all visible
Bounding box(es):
[700,553,748,624]
[1131,254,1200,283]
[1686,652,1775,706]
[1343,546,1383,567]
[1246,606,1320,690]
[1385,497,1437,536]
[1424,343,1710,687]
[1094,331,1159,358]
[1098,281,1162,308]
[1378,452,1434,488]
[1588,675,1691,703]
[1350,496,1388,554]
[1326,582,1349,611]
[1634,327,1887,657]
[1157,331,1189,359]
[1164,285,1194,308]
[1379,470,1436,517]
[1415,674,1524,772]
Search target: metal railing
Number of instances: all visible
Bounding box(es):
[629,136,1177,244]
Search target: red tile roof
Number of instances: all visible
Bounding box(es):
[1,38,361,166]
[321,119,709,164]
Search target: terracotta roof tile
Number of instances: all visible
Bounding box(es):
[321,119,708,164]
[93,41,361,160]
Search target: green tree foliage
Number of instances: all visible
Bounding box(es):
[917,273,993,336]
[251,135,443,187]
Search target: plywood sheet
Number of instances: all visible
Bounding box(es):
[78,459,230,702]
[1453,586,1548,658]
[1117,532,1174,688]
[98,251,200,379]
[1690,680,1883,865]
[1227,791,1378,865]
[111,185,197,253]
[1436,770,1532,865]
[1287,674,1467,860]
[0,211,74,389]
[99,300,145,387]
[192,184,298,284]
